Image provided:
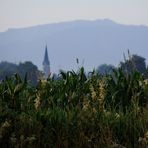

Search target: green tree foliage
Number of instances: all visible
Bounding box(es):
[0,62,17,80]
[97,64,115,75]
[0,61,41,85]
[120,53,147,78]
[18,61,40,85]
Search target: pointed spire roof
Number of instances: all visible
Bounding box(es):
[43,45,50,65]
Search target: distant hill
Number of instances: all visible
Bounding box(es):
[0,19,148,73]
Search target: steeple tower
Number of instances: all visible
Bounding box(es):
[43,45,50,79]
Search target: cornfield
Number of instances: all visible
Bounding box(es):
[0,67,148,148]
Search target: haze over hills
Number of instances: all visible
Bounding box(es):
[0,19,148,73]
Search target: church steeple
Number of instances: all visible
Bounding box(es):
[43,45,50,79]
[43,45,50,65]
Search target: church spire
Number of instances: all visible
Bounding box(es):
[43,45,50,79]
[43,45,50,65]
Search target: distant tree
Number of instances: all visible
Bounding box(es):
[18,61,40,85]
[0,61,40,85]
[120,54,147,78]
[0,62,17,80]
[97,64,115,75]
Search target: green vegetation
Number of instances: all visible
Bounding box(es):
[120,52,147,78]
[0,65,148,148]
[0,61,41,85]
[1,53,148,148]
[97,64,115,75]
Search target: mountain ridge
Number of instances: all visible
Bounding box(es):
[0,19,148,73]
[3,19,148,33]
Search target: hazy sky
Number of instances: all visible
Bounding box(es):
[0,0,148,32]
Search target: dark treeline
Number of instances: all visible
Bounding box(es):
[0,53,147,84]
[97,53,147,78]
[0,61,41,85]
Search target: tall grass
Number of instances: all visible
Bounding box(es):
[0,67,148,147]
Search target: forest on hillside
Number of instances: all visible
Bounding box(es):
[0,53,148,147]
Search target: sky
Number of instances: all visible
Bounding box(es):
[0,0,148,32]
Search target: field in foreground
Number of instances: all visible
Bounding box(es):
[0,67,148,148]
